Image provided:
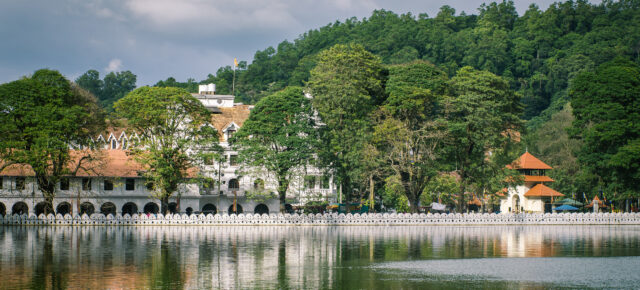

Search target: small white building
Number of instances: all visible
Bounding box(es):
[499,152,564,214]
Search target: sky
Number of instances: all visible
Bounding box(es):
[0,0,600,86]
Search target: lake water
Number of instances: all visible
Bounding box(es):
[1,225,639,289]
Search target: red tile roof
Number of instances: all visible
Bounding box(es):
[524,183,564,197]
[507,152,553,170]
[524,175,554,182]
[1,150,198,178]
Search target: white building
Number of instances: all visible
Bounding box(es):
[499,152,564,214]
[0,84,336,216]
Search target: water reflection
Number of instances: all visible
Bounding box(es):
[0,226,638,289]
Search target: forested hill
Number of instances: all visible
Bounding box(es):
[155,0,640,128]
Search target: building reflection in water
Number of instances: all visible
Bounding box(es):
[0,225,638,289]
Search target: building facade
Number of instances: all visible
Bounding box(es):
[0,84,336,216]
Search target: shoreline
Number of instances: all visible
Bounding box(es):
[2,212,639,226]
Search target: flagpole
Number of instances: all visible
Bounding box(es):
[232,58,237,96]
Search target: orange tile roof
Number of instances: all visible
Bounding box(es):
[468,195,482,206]
[524,183,564,197]
[585,196,608,208]
[210,105,251,141]
[507,152,553,170]
[524,175,554,182]
[1,150,198,178]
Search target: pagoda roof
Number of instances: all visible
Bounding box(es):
[524,175,554,182]
[524,183,564,197]
[507,152,553,170]
[585,196,608,208]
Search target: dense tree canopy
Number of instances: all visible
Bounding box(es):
[155,0,640,130]
[114,87,219,214]
[307,43,386,203]
[76,70,137,112]
[231,86,318,213]
[569,58,640,199]
[0,69,106,214]
[442,66,523,212]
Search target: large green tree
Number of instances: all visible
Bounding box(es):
[114,87,219,214]
[0,69,106,214]
[231,86,318,213]
[442,66,523,212]
[569,58,640,199]
[307,43,386,203]
[372,61,448,212]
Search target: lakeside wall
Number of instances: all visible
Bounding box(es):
[1,212,640,226]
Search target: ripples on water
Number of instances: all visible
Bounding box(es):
[0,226,639,289]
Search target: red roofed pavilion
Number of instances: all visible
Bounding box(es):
[500,152,564,214]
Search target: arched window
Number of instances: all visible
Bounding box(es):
[228,179,239,190]
[111,139,117,149]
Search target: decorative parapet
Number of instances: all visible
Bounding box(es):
[1,212,640,226]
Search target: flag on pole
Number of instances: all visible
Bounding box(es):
[234,58,238,68]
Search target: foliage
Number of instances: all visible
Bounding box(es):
[153,0,640,131]
[307,43,386,203]
[372,61,448,212]
[0,69,106,213]
[421,174,460,207]
[113,87,219,214]
[442,66,523,212]
[76,70,137,112]
[526,103,586,195]
[382,175,410,213]
[231,86,318,213]
[569,58,640,198]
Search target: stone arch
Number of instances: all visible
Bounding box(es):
[228,204,243,214]
[143,202,159,214]
[56,202,72,215]
[168,202,178,214]
[80,202,95,216]
[101,202,116,216]
[202,203,217,215]
[0,202,5,216]
[513,195,520,213]
[254,204,269,215]
[12,202,28,215]
[35,202,48,216]
[122,202,138,215]
[285,204,293,214]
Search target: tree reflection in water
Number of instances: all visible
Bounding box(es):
[0,226,638,289]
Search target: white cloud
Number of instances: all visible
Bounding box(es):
[105,59,123,72]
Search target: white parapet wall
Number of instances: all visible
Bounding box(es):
[1,212,640,226]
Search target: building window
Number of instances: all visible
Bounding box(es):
[305,176,316,189]
[229,155,238,166]
[104,180,113,191]
[111,139,117,149]
[60,178,70,190]
[125,178,135,191]
[228,179,239,190]
[82,178,91,190]
[0,177,3,189]
[16,177,25,190]
[122,139,128,149]
[227,129,236,140]
[322,175,331,189]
